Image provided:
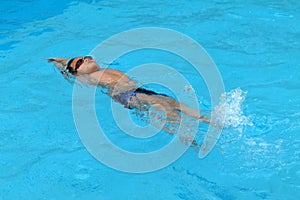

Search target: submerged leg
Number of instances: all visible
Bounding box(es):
[130,94,181,134]
[149,95,210,124]
[130,93,206,149]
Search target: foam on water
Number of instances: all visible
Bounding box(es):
[212,88,253,131]
[197,88,254,158]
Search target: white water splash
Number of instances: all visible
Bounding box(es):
[212,88,253,131]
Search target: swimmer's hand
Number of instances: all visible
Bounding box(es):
[46,57,68,71]
[47,57,77,83]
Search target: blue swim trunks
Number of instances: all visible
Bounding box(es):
[112,88,168,109]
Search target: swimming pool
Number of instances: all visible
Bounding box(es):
[1,0,299,199]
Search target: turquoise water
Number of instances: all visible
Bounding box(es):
[1,0,299,199]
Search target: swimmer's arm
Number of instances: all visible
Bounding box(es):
[47,58,68,71]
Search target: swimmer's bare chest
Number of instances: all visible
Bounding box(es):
[89,69,136,90]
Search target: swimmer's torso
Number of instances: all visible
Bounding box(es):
[88,68,137,93]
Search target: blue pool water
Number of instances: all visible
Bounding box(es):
[1,0,299,199]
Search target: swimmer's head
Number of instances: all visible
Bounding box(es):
[47,56,100,84]
[66,56,99,75]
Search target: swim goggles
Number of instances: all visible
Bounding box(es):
[66,56,93,75]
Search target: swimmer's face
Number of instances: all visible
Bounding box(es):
[67,56,99,75]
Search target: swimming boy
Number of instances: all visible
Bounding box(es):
[47,56,210,137]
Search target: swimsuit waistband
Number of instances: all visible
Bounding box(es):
[112,87,169,109]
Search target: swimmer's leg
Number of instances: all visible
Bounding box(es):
[176,103,210,123]
[130,94,181,134]
[130,94,201,149]
[152,95,210,124]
